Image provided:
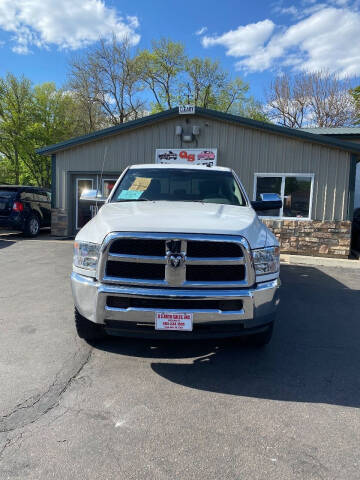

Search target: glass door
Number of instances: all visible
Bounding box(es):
[74,174,120,232]
[76,178,94,230]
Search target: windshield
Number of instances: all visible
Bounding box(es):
[111,168,246,206]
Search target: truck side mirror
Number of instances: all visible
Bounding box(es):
[80,189,107,203]
[251,193,282,211]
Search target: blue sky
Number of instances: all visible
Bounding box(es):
[0,0,359,101]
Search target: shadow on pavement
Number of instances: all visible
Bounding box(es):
[0,239,16,249]
[0,228,57,243]
[95,265,360,408]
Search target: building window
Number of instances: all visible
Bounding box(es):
[254,173,314,219]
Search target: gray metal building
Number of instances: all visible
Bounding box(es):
[38,107,360,257]
[300,127,360,212]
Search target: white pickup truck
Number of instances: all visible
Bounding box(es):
[71,164,281,346]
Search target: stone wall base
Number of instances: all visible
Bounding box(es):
[51,209,69,237]
[262,220,351,258]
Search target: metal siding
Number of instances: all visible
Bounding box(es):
[55,116,351,220]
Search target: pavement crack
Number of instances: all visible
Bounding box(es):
[0,432,24,460]
[0,345,92,434]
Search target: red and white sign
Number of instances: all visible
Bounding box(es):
[155,312,193,331]
[155,149,217,166]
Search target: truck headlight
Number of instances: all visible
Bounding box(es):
[252,246,280,275]
[73,241,100,271]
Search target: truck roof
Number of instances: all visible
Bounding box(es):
[128,164,232,172]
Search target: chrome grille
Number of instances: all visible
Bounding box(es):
[98,233,255,288]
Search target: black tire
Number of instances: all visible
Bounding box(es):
[74,308,105,341]
[249,322,274,347]
[24,214,40,237]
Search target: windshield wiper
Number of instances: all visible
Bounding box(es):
[117,198,152,203]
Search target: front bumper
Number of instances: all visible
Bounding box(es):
[71,272,280,338]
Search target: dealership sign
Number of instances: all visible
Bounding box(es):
[155,148,217,166]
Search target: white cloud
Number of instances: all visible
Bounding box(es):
[280,6,300,15]
[195,26,208,36]
[202,20,275,56]
[273,4,301,18]
[0,0,140,54]
[202,3,360,78]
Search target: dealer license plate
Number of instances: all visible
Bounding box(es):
[0,202,6,210]
[155,312,193,331]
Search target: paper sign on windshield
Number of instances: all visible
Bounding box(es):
[118,190,143,200]
[129,177,151,191]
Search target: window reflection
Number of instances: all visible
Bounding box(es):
[256,176,282,217]
[283,177,312,218]
[255,174,312,219]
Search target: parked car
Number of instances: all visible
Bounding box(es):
[0,186,51,237]
[198,150,215,161]
[158,151,177,160]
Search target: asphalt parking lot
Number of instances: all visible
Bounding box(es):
[0,233,360,480]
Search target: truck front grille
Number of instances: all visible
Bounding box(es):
[186,265,245,282]
[187,241,242,258]
[99,233,254,288]
[106,261,165,280]
[109,239,165,256]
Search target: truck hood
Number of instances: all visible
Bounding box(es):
[76,201,275,249]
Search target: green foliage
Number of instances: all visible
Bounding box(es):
[0,75,86,187]
[0,74,33,184]
[136,39,186,111]
[137,45,267,121]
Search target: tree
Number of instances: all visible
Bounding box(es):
[68,35,266,121]
[136,39,186,111]
[179,58,266,119]
[265,73,307,128]
[0,75,90,187]
[266,71,357,128]
[20,83,86,187]
[67,72,107,134]
[180,57,227,107]
[68,35,145,125]
[351,86,360,125]
[0,74,33,184]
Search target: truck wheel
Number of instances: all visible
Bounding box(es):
[24,214,40,237]
[74,308,104,341]
[249,322,274,347]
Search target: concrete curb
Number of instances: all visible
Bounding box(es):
[281,254,360,269]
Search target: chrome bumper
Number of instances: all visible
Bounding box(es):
[71,272,280,331]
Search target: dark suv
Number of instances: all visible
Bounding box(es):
[0,186,51,237]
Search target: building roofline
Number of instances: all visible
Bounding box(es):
[299,127,360,135]
[36,109,179,155]
[37,107,360,156]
